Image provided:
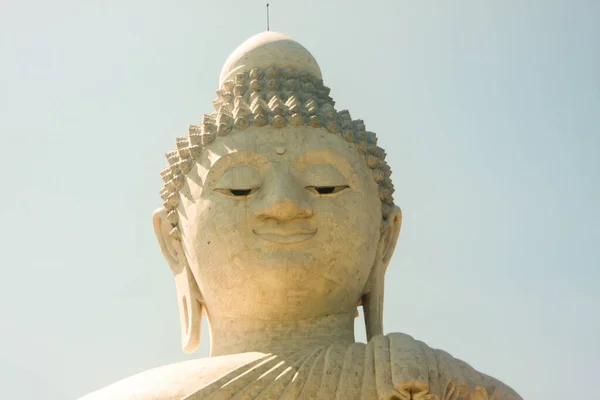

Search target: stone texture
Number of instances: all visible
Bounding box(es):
[80,31,523,400]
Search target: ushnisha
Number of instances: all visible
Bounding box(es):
[81,32,522,400]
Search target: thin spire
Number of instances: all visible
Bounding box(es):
[266,3,270,31]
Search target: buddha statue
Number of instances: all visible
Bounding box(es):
[81,32,522,400]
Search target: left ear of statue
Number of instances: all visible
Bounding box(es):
[362,206,402,341]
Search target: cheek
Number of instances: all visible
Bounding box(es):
[316,189,381,237]
[183,198,253,291]
[186,197,250,241]
[313,191,381,281]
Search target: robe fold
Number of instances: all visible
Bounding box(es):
[81,333,522,400]
[184,333,522,399]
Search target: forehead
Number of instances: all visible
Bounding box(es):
[201,126,367,169]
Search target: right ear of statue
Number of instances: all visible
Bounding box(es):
[153,208,203,353]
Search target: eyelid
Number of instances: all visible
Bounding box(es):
[212,165,262,196]
[305,185,350,196]
[299,164,348,187]
[214,187,260,197]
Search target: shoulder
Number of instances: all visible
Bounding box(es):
[78,352,266,400]
[384,332,523,400]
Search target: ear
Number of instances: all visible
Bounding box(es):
[362,206,402,340]
[153,207,203,353]
[379,206,403,269]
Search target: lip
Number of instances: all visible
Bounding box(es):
[253,226,317,244]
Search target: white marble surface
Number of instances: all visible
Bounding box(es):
[80,31,522,400]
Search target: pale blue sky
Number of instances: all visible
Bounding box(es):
[1,1,598,399]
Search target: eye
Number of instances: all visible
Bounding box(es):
[306,185,349,195]
[214,187,260,197]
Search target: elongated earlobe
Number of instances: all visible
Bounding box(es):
[362,276,384,340]
[363,206,402,341]
[153,208,204,353]
[175,263,203,353]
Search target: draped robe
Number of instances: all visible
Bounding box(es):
[81,333,522,400]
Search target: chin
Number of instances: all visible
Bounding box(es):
[244,271,357,311]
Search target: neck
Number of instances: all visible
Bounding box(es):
[207,312,356,357]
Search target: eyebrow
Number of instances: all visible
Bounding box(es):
[204,151,270,185]
[291,148,355,179]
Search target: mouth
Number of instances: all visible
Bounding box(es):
[253,226,317,244]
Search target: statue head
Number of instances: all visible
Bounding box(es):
[152,32,402,353]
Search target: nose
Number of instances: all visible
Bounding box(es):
[257,174,314,222]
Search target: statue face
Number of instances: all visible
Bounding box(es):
[177,126,383,320]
